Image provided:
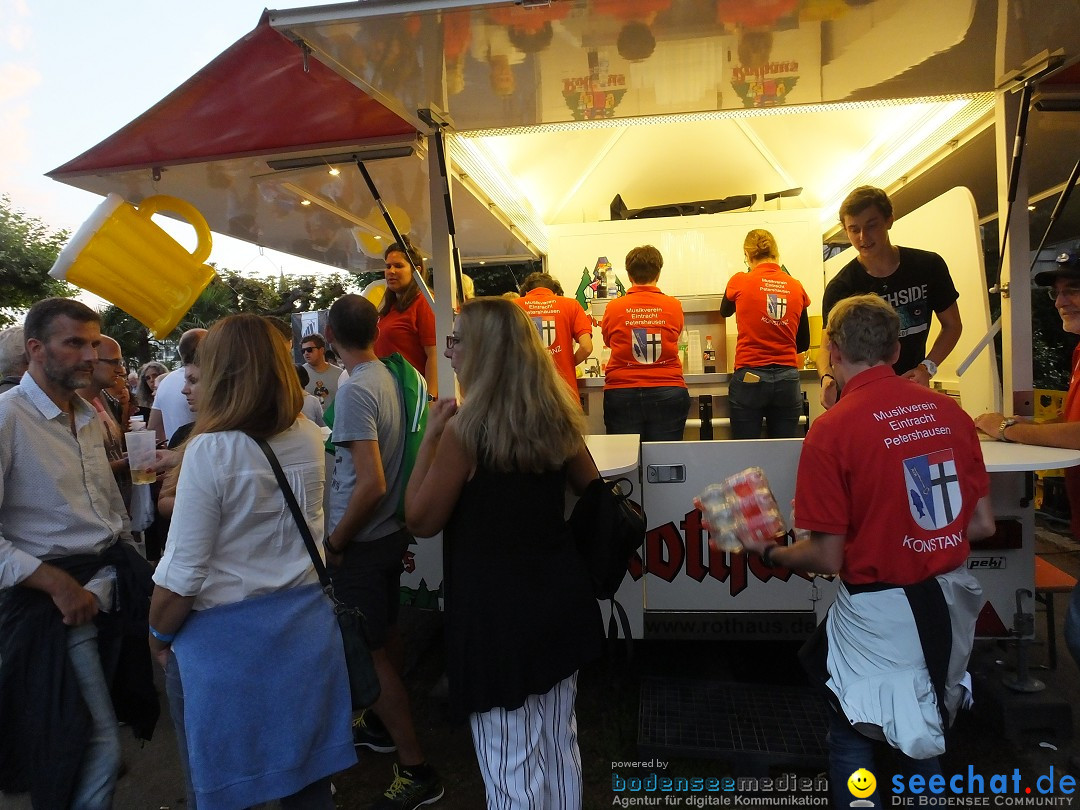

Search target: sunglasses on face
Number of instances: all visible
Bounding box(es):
[301,346,318,354]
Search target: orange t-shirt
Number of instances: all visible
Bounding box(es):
[601,285,686,389]
[374,294,436,376]
[1063,344,1080,537]
[515,288,592,395]
[724,263,810,369]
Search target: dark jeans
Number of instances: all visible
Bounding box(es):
[827,708,940,809]
[604,386,690,442]
[727,365,803,439]
[1066,583,1080,668]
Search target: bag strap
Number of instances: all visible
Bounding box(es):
[250,435,330,589]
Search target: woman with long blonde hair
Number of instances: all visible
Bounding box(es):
[407,297,603,810]
[148,314,354,809]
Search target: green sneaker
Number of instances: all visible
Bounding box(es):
[352,711,396,753]
[371,763,444,810]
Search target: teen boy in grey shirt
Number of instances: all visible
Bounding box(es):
[323,294,443,809]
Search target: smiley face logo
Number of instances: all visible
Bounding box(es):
[847,768,876,799]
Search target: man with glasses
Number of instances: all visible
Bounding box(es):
[975,251,1080,674]
[77,335,129,486]
[301,333,344,408]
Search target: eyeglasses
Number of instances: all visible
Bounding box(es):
[95,358,123,367]
[445,335,462,350]
[301,346,318,353]
[1048,286,1080,302]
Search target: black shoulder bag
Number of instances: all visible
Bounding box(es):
[568,445,646,643]
[252,436,381,710]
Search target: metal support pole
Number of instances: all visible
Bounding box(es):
[995,87,1033,417]
[426,129,457,399]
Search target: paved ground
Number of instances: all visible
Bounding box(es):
[2,520,1078,809]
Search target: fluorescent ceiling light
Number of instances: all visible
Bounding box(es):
[818,93,994,229]
[447,135,548,254]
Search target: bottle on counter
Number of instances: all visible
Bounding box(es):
[698,394,714,441]
[678,329,689,370]
[606,267,618,298]
[703,335,716,374]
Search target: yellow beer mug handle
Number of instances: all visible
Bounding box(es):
[135,195,213,265]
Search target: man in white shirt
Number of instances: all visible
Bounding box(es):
[0,298,156,808]
[148,329,206,444]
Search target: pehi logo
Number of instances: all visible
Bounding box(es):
[645,508,812,596]
[968,556,1006,570]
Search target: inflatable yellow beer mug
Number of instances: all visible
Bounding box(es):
[50,193,216,338]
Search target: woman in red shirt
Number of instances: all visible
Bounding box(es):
[601,245,689,441]
[374,239,438,393]
[720,229,810,439]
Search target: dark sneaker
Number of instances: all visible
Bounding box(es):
[352,711,396,753]
[371,763,444,809]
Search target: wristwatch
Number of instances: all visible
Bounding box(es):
[920,358,938,378]
[998,417,1017,443]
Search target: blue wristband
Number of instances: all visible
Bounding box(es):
[149,625,176,644]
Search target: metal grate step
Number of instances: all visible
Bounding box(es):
[638,676,830,769]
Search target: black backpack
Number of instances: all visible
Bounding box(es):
[569,476,645,601]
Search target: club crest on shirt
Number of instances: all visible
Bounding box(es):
[766,293,787,320]
[531,316,556,347]
[632,329,662,364]
[903,449,962,531]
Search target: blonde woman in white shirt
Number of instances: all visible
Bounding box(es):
[148,315,355,809]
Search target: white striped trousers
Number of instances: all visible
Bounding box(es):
[468,672,582,810]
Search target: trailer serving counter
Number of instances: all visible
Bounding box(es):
[600,437,1080,641]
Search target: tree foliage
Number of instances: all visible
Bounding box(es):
[100,269,361,367]
[0,195,74,326]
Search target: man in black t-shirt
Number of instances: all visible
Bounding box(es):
[817,186,962,409]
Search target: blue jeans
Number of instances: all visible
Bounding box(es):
[165,652,334,810]
[827,709,939,809]
[68,623,122,810]
[1066,584,1080,668]
[604,387,690,442]
[727,366,803,439]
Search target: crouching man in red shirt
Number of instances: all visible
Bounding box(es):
[737,294,996,809]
